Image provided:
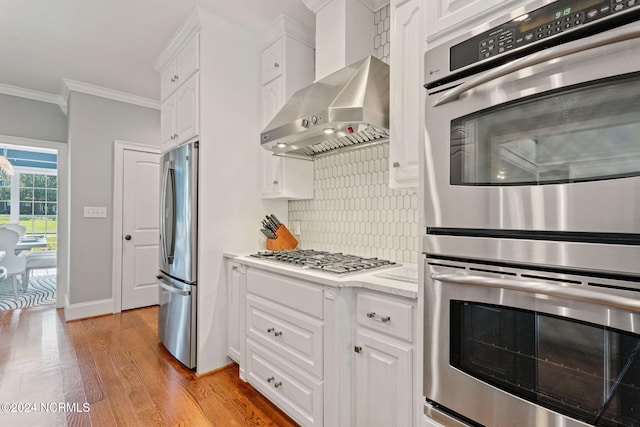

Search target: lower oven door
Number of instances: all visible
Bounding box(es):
[424,259,640,427]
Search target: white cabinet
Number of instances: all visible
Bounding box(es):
[226,260,245,366]
[353,291,416,427]
[161,73,199,152]
[159,32,200,152]
[244,268,324,426]
[426,0,527,43]
[389,0,422,189]
[260,23,315,199]
[161,33,199,101]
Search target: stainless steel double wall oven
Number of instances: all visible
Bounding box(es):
[423,0,640,426]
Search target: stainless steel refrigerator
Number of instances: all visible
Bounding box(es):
[157,141,198,369]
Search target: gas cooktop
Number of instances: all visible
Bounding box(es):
[250,249,397,275]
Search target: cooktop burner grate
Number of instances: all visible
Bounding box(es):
[250,249,397,274]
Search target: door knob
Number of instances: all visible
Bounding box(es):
[124,235,132,241]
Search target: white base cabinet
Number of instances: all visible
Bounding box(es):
[246,339,324,427]
[244,268,324,426]
[226,260,245,366]
[355,330,413,427]
[353,290,416,427]
[231,262,418,427]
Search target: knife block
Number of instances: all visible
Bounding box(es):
[266,225,298,251]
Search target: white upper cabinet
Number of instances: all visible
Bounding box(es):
[389,0,422,189]
[426,0,527,43]
[175,74,199,145]
[159,32,200,152]
[261,37,285,85]
[160,33,200,101]
[260,18,315,200]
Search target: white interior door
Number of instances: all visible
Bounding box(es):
[121,149,160,310]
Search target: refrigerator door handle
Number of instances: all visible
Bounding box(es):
[158,278,191,296]
[160,161,177,265]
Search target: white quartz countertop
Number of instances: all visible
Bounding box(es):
[232,254,419,299]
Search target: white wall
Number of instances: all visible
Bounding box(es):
[66,92,159,304]
[196,20,288,374]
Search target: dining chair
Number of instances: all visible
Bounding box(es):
[1,223,27,237]
[0,228,27,298]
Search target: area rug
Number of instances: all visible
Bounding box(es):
[0,275,56,310]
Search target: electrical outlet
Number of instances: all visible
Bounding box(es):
[84,206,107,218]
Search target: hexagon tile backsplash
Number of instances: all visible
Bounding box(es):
[288,143,419,264]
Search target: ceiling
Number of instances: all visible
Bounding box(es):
[0,0,315,103]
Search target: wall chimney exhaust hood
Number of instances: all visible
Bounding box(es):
[260,55,389,159]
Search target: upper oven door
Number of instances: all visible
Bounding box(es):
[424,22,640,234]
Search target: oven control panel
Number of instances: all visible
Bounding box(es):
[450,0,639,72]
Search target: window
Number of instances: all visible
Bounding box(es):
[0,146,58,249]
[0,175,10,215]
[19,173,57,236]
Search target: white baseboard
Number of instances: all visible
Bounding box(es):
[64,298,113,321]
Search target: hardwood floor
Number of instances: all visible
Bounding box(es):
[0,305,298,427]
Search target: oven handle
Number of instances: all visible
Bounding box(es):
[431,273,640,312]
[433,25,640,107]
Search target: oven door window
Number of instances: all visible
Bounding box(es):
[450,72,640,186]
[451,301,640,426]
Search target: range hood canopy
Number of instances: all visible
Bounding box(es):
[260,55,389,159]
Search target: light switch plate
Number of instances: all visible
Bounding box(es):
[84,206,107,218]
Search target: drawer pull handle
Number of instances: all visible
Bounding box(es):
[274,381,282,388]
[267,328,275,333]
[274,331,282,337]
[267,376,275,383]
[367,312,391,323]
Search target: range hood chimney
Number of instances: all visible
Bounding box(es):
[261,0,387,159]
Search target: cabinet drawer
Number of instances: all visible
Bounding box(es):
[247,293,323,378]
[246,269,323,319]
[246,339,323,427]
[356,292,414,342]
[262,38,284,84]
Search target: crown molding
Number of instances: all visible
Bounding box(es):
[0,83,67,114]
[61,79,160,111]
[302,0,332,13]
[154,6,262,73]
[303,0,388,13]
[364,0,390,12]
[153,9,201,72]
[262,15,315,50]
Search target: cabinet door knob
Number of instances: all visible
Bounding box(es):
[231,265,238,271]
[393,162,400,168]
[273,180,278,185]
[274,62,280,68]
[174,74,179,81]
[173,133,179,139]
[354,346,362,353]
[124,235,132,241]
